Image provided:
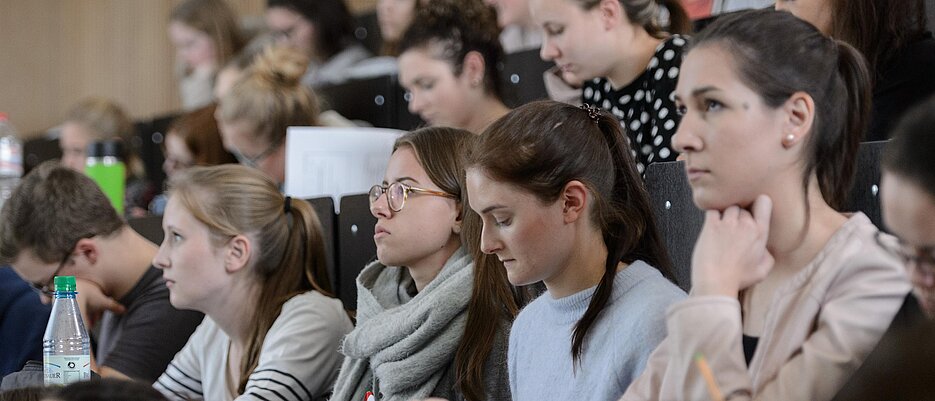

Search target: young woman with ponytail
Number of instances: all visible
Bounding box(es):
[530,0,691,175]
[465,100,685,401]
[621,9,910,400]
[152,165,352,401]
[331,127,520,401]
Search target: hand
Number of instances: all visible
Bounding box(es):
[691,195,774,297]
[75,278,126,327]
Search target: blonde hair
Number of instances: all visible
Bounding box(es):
[217,46,320,147]
[168,164,333,395]
[64,97,145,178]
[170,0,246,68]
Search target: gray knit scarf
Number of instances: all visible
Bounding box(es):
[330,247,473,401]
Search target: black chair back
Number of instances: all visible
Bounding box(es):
[23,136,61,175]
[844,140,887,228]
[318,75,423,131]
[644,160,700,291]
[336,193,377,310]
[306,196,338,296]
[498,49,554,108]
[353,11,383,56]
[127,215,165,245]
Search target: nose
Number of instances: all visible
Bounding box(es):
[540,37,559,61]
[671,111,702,154]
[370,191,393,219]
[479,223,503,255]
[407,91,424,115]
[152,239,170,270]
[910,262,935,289]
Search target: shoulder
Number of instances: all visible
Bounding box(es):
[275,291,351,328]
[814,215,909,295]
[609,262,685,326]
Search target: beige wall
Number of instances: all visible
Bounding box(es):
[0,0,374,137]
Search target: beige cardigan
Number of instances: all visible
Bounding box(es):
[621,213,911,401]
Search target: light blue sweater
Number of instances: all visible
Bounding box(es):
[508,260,685,401]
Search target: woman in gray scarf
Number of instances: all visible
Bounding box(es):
[330,127,520,401]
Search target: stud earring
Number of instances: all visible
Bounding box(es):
[782,133,796,147]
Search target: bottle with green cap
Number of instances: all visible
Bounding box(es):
[43,275,91,385]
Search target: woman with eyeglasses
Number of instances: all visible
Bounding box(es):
[330,127,520,401]
[620,10,910,400]
[216,46,320,187]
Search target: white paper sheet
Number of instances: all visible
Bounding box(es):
[284,126,403,212]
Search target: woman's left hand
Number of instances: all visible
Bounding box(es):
[691,194,774,297]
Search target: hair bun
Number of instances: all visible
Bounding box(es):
[249,46,309,88]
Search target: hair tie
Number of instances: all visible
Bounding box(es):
[580,104,601,122]
[283,196,292,214]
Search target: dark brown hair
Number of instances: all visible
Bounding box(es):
[467,100,674,366]
[397,0,505,101]
[393,127,522,401]
[166,103,237,167]
[829,0,928,82]
[168,164,333,395]
[572,0,691,36]
[267,0,357,60]
[0,161,124,266]
[882,94,935,198]
[691,9,872,210]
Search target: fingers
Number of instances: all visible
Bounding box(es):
[752,194,773,235]
[101,297,127,315]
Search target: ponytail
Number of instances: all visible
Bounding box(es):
[813,41,871,210]
[571,109,674,367]
[656,0,691,35]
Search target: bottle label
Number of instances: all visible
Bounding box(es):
[44,355,91,385]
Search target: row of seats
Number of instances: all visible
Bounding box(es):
[125,141,887,310]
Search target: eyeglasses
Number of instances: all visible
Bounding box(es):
[28,251,71,298]
[230,141,280,169]
[369,182,457,212]
[875,231,935,274]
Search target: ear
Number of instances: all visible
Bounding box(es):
[224,234,252,274]
[597,0,625,31]
[780,91,816,148]
[561,180,589,224]
[74,238,99,267]
[461,51,487,88]
[452,202,464,235]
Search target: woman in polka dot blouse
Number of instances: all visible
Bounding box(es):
[531,0,691,175]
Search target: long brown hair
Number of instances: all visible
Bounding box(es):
[829,0,927,82]
[571,0,691,36]
[466,100,674,367]
[691,9,872,210]
[165,103,237,166]
[170,0,246,69]
[167,164,333,394]
[393,127,521,401]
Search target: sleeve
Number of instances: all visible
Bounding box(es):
[622,255,910,401]
[153,320,210,401]
[507,317,520,400]
[236,296,353,401]
[645,39,684,166]
[101,287,204,383]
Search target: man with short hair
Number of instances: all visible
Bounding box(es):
[0,161,202,383]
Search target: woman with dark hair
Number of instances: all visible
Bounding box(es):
[466,100,684,401]
[397,0,510,134]
[331,127,519,401]
[530,0,691,175]
[776,0,935,140]
[620,9,909,400]
[266,0,372,87]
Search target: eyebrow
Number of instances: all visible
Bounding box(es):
[480,205,507,214]
[383,177,420,185]
[674,86,722,103]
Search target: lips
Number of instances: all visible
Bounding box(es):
[374,225,390,240]
[685,166,710,181]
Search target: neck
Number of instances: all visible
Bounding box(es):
[465,96,510,134]
[606,28,662,89]
[762,174,848,272]
[545,226,611,298]
[205,277,262,348]
[407,237,461,292]
[99,227,158,300]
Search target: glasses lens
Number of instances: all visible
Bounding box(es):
[369,185,383,205]
[388,182,406,211]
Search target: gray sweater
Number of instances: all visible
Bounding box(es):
[507,261,685,401]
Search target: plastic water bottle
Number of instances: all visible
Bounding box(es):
[43,276,92,386]
[0,113,23,210]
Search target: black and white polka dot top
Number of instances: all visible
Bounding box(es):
[582,35,687,176]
